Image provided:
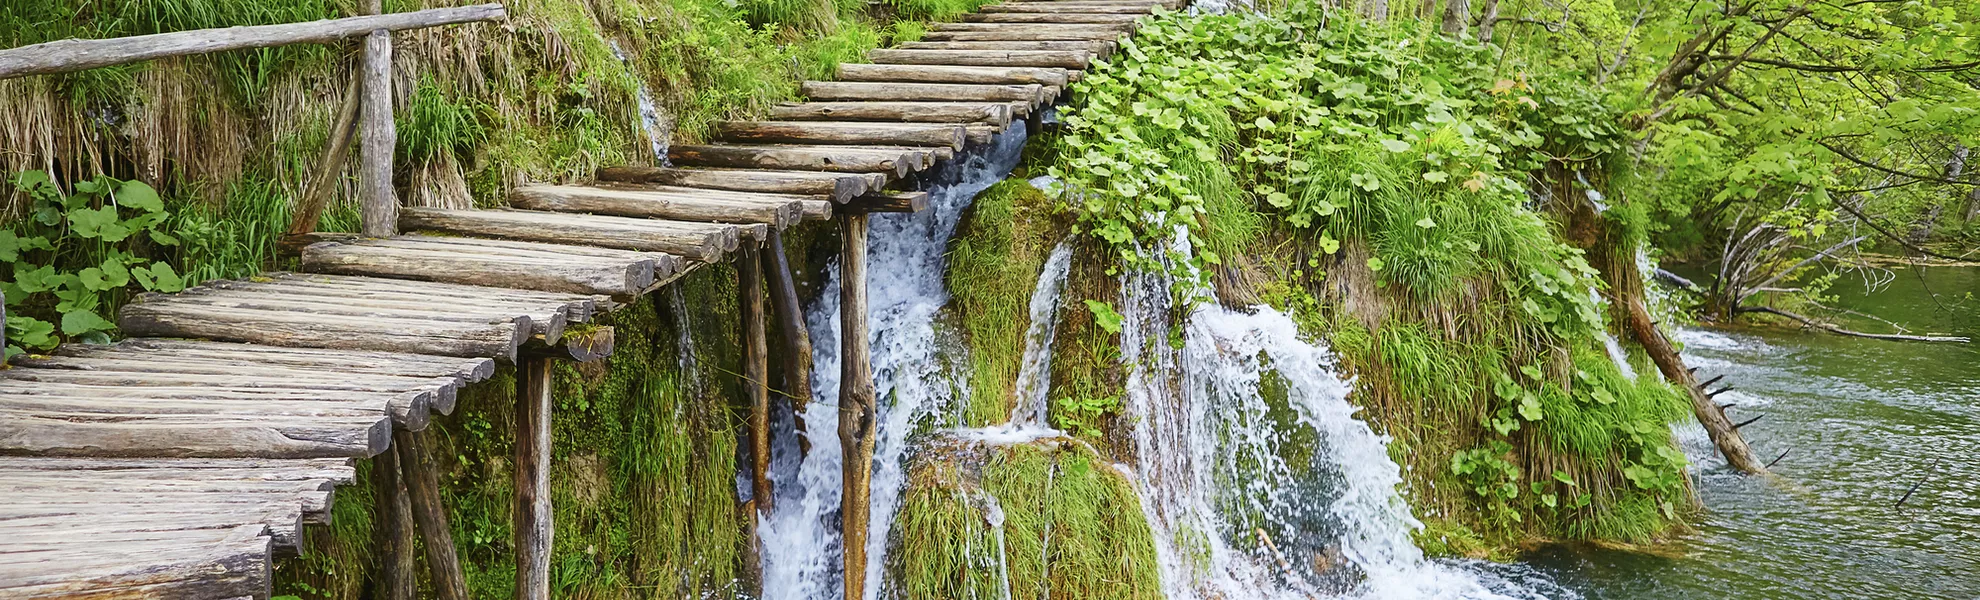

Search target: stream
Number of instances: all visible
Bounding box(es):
[1527,265,1980,599]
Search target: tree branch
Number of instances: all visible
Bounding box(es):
[1737,306,1969,342]
[1816,140,1980,186]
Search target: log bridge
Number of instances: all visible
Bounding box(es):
[0,0,1174,597]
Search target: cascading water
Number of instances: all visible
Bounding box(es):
[759,122,1031,600]
[1116,231,1564,600]
[604,40,672,163]
[1008,239,1075,426]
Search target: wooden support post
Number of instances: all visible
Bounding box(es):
[2,289,8,365]
[392,428,469,600]
[761,228,813,456]
[359,25,398,238]
[739,242,772,594]
[837,214,877,600]
[372,445,418,600]
[514,356,554,600]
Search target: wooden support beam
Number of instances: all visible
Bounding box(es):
[837,63,1069,87]
[837,214,877,600]
[801,81,1045,104]
[510,185,803,227]
[372,446,417,600]
[962,11,1144,22]
[0,5,506,80]
[513,356,554,600]
[978,2,1162,11]
[669,144,928,178]
[843,191,930,214]
[392,428,468,600]
[716,121,969,151]
[284,76,362,248]
[359,28,397,238]
[522,326,616,363]
[762,228,813,416]
[739,243,772,598]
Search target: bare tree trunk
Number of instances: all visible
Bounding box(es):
[1418,0,1439,20]
[1440,0,1470,36]
[1475,0,1500,41]
[1363,0,1391,21]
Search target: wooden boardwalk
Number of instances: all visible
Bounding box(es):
[0,0,1176,597]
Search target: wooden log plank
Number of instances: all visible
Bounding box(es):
[233,273,600,323]
[978,3,1162,12]
[929,21,1134,32]
[134,288,565,345]
[801,81,1045,104]
[921,29,1128,41]
[844,191,931,214]
[897,40,1114,55]
[394,428,468,600]
[769,101,1016,126]
[0,525,270,599]
[511,185,802,227]
[401,208,736,261]
[837,63,1069,87]
[0,410,391,458]
[521,326,615,363]
[838,214,877,600]
[118,302,530,362]
[669,144,923,178]
[867,48,1092,69]
[0,5,506,80]
[594,167,873,203]
[962,11,1145,21]
[0,505,304,553]
[304,239,661,298]
[514,356,554,600]
[739,245,773,518]
[0,365,438,429]
[0,456,354,477]
[762,228,813,417]
[0,381,424,430]
[374,446,418,600]
[57,339,494,385]
[716,120,969,150]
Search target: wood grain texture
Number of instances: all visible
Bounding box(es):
[801,80,1045,104]
[511,185,803,227]
[837,63,1070,87]
[669,144,929,177]
[716,120,970,150]
[837,215,877,600]
[868,48,1092,68]
[513,357,554,600]
[769,101,1017,125]
[360,29,398,238]
[395,428,468,600]
[400,207,737,261]
[594,167,873,203]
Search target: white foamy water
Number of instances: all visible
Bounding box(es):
[1114,229,1559,600]
[1602,333,1639,382]
[760,122,1029,600]
[605,40,671,163]
[1010,239,1075,425]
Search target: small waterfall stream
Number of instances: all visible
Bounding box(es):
[760,122,1031,600]
[1010,239,1075,426]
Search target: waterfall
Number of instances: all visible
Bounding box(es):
[760,122,1030,600]
[1009,239,1075,426]
[1586,287,1638,382]
[604,40,672,164]
[1116,230,1557,599]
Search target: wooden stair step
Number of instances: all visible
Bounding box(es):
[0,408,391,460]
[867,48,1093,69]
[978,2,1164,12]
[928,21,1134,32]
[768,101,1020,125]
[837,63,1069,87]
[401,207,748,262]
[0,523,271,599]
[845,191,933,214]
[669,143,942,178]
[512,184,807,227]
[594,166,881,203]
[580,182,836,221]
[716,120,973,151]
[801,80,1050,105]
[303,234,681,298]
[921,28,1130,42]
[962,11,1144,21]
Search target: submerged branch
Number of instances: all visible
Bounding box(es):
[1737,306,1970,342]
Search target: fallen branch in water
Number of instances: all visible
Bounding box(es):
[1737,306,1971,343]
[1896,457,1943,509]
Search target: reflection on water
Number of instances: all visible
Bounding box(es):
[1527,265,1980,599]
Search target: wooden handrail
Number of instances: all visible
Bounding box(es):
[0,4,507,80]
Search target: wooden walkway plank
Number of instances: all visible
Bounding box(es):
[978,3,1164,12]
[716,120,971,151]
[921,29,1129,42]
[402,207,740,261]
[867,48,1093,68]
[0,410,392,459]
[0,524,271,600]
[801,80,1048,105]
[837,63,1069,87]
[961,11,1145,22]
[60,339,496,386]
[594,167,878,203]
[927,21,1135,33]
[303,237,673,299]
[669,144,936,178]
[511,184,804,227]
[769,101,1019,125]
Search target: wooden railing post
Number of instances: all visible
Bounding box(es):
[392,427,469,600]
[837,214,876,600]
[761,228,813,457]
[371,445,418,600]
[739,242,773,594]
[514,356,555,600]
[359,3,398,239]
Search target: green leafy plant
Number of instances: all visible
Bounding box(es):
[4,170,184,359]
[1052,394,1119,439]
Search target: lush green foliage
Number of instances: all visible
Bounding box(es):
[947,179,1066,426]
[3,172,184,359]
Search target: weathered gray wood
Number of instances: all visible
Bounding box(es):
[844,191,931,214]
[511,184,802,227]
[0,5,506,80]
[401,207,737,261]
[0,410,391,458]
[739,245,773,520]
[838,214,877,600]
[762,228,814,418]
[360,29,397,238]
[0,503,304,553]
[0,365,436,429]
[514,356,554,600]
[521,326,615,363]
[922,28,1128,42]
[97,339,495,384]
[802,81,1045,104]
[140,286,566,344]
[929,21,1135,32]
[595,167,873,203]
[245,272,601,322]
[770,101,1016,125]
[0,456,355,477]
[288,72,363,244]
[118,301,530,362]
[1003,0,1179,5]
[0,524,270,599]
[979,3,1163,12]
[868,48,1092,69]
[394,428,468,600]
[717,120,969,150]
[670,144,927,178]
[963,11,1145,21]
[304,238,663,298]
[837,63,1069,87]
[191,281,594,334]
[897,40,1113,55]
[374,446,418,600]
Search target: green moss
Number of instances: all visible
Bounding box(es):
[946,179,1063,426]
[891,441,1163,600]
